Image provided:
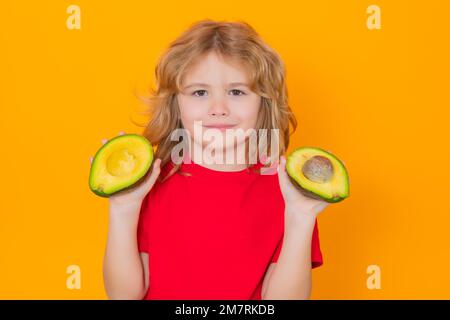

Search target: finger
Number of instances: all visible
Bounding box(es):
[101,138,108,145]
[278,155,331,214]
[278,155,309,195]
[260,154,268,164]
[260,156,278,175]
[143,158,162,190]
[277,155,291,194]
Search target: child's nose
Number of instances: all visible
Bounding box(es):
[208,100,229,117]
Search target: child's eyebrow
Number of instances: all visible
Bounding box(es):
[228,82,250,88]
[182,82,250,89]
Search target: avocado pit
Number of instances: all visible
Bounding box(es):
[301,155,334,183]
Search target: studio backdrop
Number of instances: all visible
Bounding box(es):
[1,0,449,299]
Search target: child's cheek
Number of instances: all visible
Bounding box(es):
[179,100,203,121]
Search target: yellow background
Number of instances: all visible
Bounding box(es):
[1,0,449,299]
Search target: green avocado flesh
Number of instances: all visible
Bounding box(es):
[286,147,349,203]
[89,134,154,197]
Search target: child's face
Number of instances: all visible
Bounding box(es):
[177,51,261,155]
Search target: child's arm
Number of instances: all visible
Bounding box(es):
[102,158,161,299]
[262,156,330,299]
[261,214,316,300]
[103,201,148,299]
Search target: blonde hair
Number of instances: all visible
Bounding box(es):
[136,19,297,182]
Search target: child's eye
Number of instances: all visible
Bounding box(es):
[230,89,246,96]
[192,90,208,97]
[191,89,246,97]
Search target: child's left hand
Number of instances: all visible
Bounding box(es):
[277,155,330,223]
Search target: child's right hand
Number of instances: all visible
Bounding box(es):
[89,131,162,207]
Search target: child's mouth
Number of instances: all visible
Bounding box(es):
[203,124,237,131]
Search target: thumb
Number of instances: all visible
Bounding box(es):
[277,155,291,194]
[141,158,162,191]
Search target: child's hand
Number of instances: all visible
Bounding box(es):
[89,131,162,206]
[277,155,330,223]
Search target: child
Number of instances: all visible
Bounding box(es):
[102,19,330,300]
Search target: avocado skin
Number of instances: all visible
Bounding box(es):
[89,134,153,198]
[90,172,149,198]
[287,175,347,203]
[286,147,350,203]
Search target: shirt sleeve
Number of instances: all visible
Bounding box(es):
[270,236,283,263]
[136,192,151,254]
[311,218,323,268]
[270,218,324,269]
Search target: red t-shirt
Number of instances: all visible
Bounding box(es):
[136,156,323,300]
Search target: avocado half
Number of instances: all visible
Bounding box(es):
[89,134,154,197]
[286,147,349,203]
